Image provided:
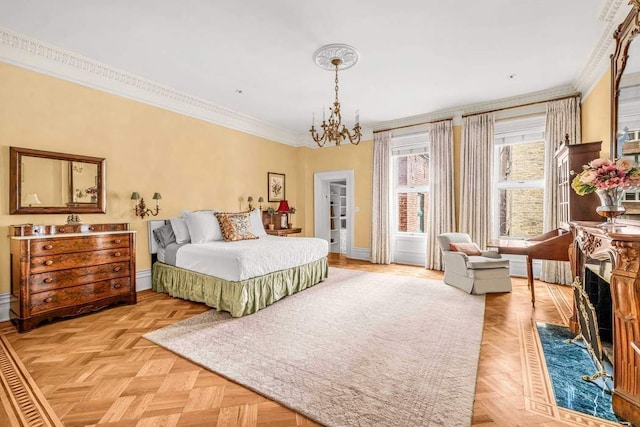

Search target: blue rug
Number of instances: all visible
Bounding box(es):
[536,322,624,423]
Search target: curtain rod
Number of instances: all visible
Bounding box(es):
[373,117,453,134]
[372,93,581,134]
[460,93,580,118]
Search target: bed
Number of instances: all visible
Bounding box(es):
[148,210,329,317]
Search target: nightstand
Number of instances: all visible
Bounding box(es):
[265,227,302,237]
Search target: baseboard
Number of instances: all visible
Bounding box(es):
[349,247,371,261]
[0,293,10,322]
[136,269,152,292]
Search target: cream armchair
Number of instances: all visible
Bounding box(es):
[437,233,512,294]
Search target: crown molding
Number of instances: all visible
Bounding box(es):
[0,27,302,147]
[575,0,630,97]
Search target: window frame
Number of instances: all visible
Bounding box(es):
[492,115,546,240]
[391,134,430,237]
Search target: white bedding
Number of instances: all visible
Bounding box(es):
[174,235,328,281]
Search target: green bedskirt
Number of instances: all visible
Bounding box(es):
[152,257,329,317]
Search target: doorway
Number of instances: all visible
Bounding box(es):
[314,170,354,258]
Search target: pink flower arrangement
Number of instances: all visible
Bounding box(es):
[571,157,640,195]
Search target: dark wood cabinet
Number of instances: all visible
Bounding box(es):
[555,140,602,223]
[9,223,136,332]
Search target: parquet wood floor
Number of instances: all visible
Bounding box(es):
[0,255,612,426]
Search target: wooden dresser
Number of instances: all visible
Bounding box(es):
[9,223,136,332]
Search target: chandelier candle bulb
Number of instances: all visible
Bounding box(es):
[356,109,359,124]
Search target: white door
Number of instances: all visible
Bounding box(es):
[314,170,354,258]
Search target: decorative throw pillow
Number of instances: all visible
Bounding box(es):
[449,242,482,255]
[153,223,176,248]
[169,217,191,244]
[249,208,267,236]
[214,211,259,242]
[182,210,222,243]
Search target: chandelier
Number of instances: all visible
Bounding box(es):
[310,44,362,148]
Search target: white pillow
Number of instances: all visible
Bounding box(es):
[182,210,223,243]
[249,208,267,236]
[169,217,191,244]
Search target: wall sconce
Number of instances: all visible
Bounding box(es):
[247,196,254,210]
[131,192,161,219]
[258,196,264,211]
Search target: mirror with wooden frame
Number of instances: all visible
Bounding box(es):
[611,3,640,215]
[612,2,640,160]
[10,146,106,214]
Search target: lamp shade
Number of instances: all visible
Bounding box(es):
[258,197,264,203]
[277,200,290,212]
[130,192,141,200]
[247,196,253,202]
[152,192,162,200]
[24,193,42,205]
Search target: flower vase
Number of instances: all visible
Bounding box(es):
[595,188,626,224]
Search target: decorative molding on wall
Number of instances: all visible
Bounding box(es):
[575,0,630,98]
[0,27,301,147]
[349,247,371,261]
[136,269,152,292]
[0,292,10,322]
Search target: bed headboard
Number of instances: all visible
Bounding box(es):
[148,219,169,255]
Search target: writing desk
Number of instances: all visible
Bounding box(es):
[488,229,572,306]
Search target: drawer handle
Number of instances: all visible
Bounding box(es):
[44,297,53,303]
[89,227,95,231]
[44,260,53,266]
[43,244,54,250]
[114,252,122,257]
[113,266,122,272]
[114,239,122,244]
[43,277,53,284]
[114,284,122,289]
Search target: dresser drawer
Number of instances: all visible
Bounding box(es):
[30,248,131,273]
[30,278,131,315]
[29,262,130,293]
[30,235,129,256]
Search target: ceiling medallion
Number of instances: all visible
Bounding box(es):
[310,44,361,148]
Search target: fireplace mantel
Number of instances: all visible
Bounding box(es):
[570,221,640,424]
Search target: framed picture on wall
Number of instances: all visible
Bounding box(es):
[268,172,285,202]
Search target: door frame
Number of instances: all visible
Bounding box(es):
[314,170,355,258]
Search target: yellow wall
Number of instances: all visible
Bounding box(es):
[0,59,617,296]
[301,142,374,249]
[581,68,611,157]
[0,62,302,294]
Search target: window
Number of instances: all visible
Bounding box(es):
[390,132,429,266]
[493,115,545,240]
[392,134,429,235]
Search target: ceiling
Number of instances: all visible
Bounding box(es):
[0,0,628,144]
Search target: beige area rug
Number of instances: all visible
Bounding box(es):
[144,267,486,427]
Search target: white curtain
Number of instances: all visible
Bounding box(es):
[371,131,392,264]
[426,120,455,270]
[460,113,495,248]
[540,97,581,284]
